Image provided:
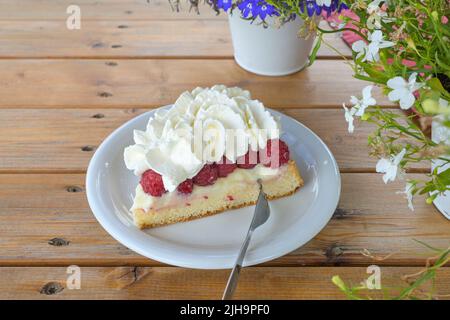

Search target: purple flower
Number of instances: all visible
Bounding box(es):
[330,0,348,14]
[238,0,256,18]
[300,1,321,17]
[338,1,348,11]
[323,4,332,16]
[217,0,233,11]
[252,1,278,20]
[237,0,279,20]
[299,0,347,17]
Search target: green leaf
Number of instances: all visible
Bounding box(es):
[437,167,450,186]
[354,73,387,85]
[331,275,346,291]
[426,194,438,204]
[436,52,450,70]
[422,98,441,114]
[419,183,438,195]
[308,35,322,67]
[431,11,439,21]
[428,78,448,94]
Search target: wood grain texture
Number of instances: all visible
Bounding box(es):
[1,0,445,301]
[0,0,220,20]
[0,60,392,108]
[1,266,449,299]
[0,173,448,267]
[0,108,424,172]
[0,20,350,59]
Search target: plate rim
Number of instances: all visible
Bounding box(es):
[86,106,341,269]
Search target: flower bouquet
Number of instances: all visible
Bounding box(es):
[264,0,450,214]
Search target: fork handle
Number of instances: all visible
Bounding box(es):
[222,264,242,300]
[222,229,253,300]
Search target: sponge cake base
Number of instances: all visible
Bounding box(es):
[132,160,303,229]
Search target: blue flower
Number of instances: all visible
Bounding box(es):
[301,1,322,17]
[237,0,279,20]
[217,0,233,11]
[299,0,347,17]
[338,1,349,12]
[252,1,278,20]
[323,4,332,16]
[329,0,348,15]
[238,0,256,18]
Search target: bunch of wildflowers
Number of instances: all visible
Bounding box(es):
[267,0,450,209]
[212,0,347,22]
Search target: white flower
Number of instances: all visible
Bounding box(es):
[350,85,377,116]
[316,0,332,6]
[343,103,356,133]
[367,0,384,13]
[368,30,395,60]
[375,148,406,183]
[352,41,368,61]
[398,182,415,211]
[387,72,424,110]
[366,0,393,29]
[343,86,377,133]
[352,30,394,62]
[433,103,450,145]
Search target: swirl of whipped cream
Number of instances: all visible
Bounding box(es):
[124,85,280,192]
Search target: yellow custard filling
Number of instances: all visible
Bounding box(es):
[131,164,283,212]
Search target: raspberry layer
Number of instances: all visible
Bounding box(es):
[131,160,304,229]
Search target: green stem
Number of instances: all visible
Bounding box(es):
[316,26,368,42]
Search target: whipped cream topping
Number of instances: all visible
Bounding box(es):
[124,85,280,192]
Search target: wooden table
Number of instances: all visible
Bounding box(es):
[0,0,449,300]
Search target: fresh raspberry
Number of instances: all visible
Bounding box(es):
[260,139,290,168]
[216,156,237,177]
[177,179,193,194]
[236,149,258,169]
[140,169,166,197]
[193,164,218,186]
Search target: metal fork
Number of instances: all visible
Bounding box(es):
[222,180,271,300]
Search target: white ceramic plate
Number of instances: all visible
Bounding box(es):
[86,107,341,269]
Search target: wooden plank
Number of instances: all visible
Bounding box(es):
[0,20,350,59]
[0,173,448,267]
[0,108,418,172]
[1,266,449,299]
[0,60,392,108]
[0,0,221,20]
[0,20,230,59]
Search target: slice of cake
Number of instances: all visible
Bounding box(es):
[124,85,303,229]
